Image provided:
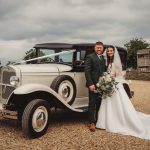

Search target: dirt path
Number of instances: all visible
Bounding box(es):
[0,80,150,150]
[130,80,150,114]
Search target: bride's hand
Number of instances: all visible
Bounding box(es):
[112,72,116,77]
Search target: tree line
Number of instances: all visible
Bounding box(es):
[124,38,149,69]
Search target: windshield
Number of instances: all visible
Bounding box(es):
[36,48,74,65]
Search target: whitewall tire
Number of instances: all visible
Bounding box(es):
[22,99,50,138]
[51,75,76,105]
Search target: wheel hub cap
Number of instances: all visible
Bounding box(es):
[32,106,48,132]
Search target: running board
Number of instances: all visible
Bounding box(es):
[74,106,88,112]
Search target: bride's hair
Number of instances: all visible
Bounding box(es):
[106,46,115,66]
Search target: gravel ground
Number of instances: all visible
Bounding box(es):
[0,80,150,150]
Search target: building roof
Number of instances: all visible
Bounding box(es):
[137,49,150,54]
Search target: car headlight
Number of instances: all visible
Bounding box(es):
[10,76,19,87]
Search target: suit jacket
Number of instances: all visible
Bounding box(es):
[84,52,106,87]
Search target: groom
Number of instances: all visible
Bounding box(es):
[84,41,106,132]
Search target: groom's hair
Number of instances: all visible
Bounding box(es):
[95,41,104,46]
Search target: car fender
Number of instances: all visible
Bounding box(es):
[13,83,82,112]
[14,83,56,95]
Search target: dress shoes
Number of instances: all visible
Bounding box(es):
[88,123,96,132]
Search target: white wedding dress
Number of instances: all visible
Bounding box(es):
[96,63,150,140]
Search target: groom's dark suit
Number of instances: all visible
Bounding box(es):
[85,52,106,124]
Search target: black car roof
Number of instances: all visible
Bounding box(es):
[34,43,127,52]
[34,43,73,49]
[73,43,126,53]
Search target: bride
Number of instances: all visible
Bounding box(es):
[96,46,150,140]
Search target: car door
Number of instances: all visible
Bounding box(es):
[73,50,89,106]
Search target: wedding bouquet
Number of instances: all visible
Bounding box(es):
[96,72,118,99]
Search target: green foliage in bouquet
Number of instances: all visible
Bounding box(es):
[96,72,118,99]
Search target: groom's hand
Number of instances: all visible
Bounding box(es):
[89,85,96,92]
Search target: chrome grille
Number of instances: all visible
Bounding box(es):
[2,85,15,99]
[3,71,16,84]
[1,67,16,100]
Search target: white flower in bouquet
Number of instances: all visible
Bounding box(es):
[101,85,106,90]
[106,76,112,82]
[103,72,108,76]
[106,85,110,89]
[99,76,105,81]
[96,83,100,87]
[96,72,118,99]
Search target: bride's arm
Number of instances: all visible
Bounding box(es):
[113,65,124,78]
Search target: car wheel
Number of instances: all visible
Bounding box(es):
[51,75,76,105]
[22,99,50,138]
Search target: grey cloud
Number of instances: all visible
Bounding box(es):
[0,0,150,65]
[0,0,30,20]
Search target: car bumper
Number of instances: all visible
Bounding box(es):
[0,103,17,120]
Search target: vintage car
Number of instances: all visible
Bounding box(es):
[0,43,128,138]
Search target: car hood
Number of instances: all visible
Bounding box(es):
[11,64,72,73]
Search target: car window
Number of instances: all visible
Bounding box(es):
[76,50,86,61]
[75,50,86,68]
[77,51,80,61]
[39,49,55,60]
[38,48,74,64]
[59,52,73,63]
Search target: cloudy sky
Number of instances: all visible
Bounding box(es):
[0,0,150,65]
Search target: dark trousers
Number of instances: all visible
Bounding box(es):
[88,90,102,124]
